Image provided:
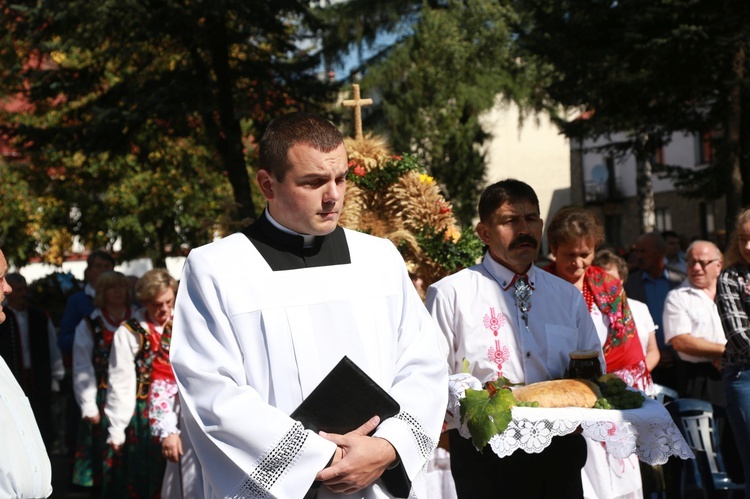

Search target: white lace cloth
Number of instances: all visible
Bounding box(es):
[492,397,693,465]
[448,374,694,466]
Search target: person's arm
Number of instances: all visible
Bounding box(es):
[72,318,99,420]
[716,270,750,358]
[336,244,448,493]
[670,334,725,359]
[149,378,180,441]
[104,323,138,448]
[171,250,337,498]
[149,377,182,461]
[645,332,660,372]
[47,318,64,392]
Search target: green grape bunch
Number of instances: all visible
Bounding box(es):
[515,400,540,408]
[593,375,645,410]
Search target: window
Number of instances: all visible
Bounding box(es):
[696,131,713,165]
[655,208,672,232]
[700,202,715,238]
[604,215,622,248]
[650,145,666,173]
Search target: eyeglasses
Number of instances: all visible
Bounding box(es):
[686,258,719,269]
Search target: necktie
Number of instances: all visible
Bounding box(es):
[513,275,532,327]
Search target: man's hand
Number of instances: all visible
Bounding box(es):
[161,433,183,462]
[315,416,398,494]
[84,413,101,425]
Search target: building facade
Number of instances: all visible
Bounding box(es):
[570,131,727,251]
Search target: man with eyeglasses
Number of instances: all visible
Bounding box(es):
[663,240,726,403]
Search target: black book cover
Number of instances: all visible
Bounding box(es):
[291,356,410,498]
[291,356,399,433]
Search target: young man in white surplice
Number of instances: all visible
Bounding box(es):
[171,112,448,499]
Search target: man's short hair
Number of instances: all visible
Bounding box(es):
[685,240,723,262]
[478,179,539,223]
[258,112,344,181]
[661,230,680,241]
[87,250,115,268]
[640,231,667,253]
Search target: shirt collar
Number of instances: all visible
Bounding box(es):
[641,268,670,283]
[481,251,537,290]
[85,282,96,298]
[265,208,316,248]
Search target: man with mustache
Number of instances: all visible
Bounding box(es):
[426,179,602,498]
[0,249,53,498]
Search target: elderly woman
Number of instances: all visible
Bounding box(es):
[71,270,133,491]
[594,248,660,374]
[716,207,750,496]
[105,268,177,498]
[545,207,651,499]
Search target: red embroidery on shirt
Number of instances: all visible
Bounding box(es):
[483,307,505,336]
[484,308,509,376]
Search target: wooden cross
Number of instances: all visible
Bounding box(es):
[342,83,373,141]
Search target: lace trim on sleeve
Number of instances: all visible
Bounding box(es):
[393,411,436,460]
[228,421,309,498]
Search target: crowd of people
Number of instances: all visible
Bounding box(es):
[1,111,750,498]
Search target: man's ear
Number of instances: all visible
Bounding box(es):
[256,169,275,201]
[476,222,490,245]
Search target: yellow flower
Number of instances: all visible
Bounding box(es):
[444,226,462,243]
[419,173,434,184]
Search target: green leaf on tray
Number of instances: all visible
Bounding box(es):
[459,380,516,450]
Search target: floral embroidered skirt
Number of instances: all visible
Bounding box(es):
[102,398,166,498]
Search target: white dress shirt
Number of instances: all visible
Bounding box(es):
[628,298,656,358]
[663,284,726,363]
[0,356,52,498]
[72,308,128,419]
[426,253,603,386]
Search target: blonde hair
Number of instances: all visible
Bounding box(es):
[134,269,177,304]
[724,208,750,267]
[94,271,130,309]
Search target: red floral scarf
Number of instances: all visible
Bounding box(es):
[544,264,643,372]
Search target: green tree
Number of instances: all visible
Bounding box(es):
[318,0,543,226]
[0,0,335,264]
[514,0,750,233]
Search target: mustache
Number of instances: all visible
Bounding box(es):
[509,235,539,250]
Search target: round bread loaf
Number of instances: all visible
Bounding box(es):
[513,379,602,408]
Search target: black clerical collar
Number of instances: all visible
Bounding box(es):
[241,210,351,271]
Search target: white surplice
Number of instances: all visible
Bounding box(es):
[171,229,448,499]
[0,356,52,498]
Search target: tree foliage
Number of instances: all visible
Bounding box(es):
[513,0,750,231]
[318,0,548,224]
[0,0,336,265]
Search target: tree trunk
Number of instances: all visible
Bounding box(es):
[192,12,257,225]
[208,17,256,224]
[725,43,745,239]
[635,134,656,234]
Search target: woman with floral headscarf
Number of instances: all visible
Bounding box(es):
[545,207,652,499]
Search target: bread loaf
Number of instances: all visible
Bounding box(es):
[513,379,602,408]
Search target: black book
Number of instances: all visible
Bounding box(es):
[291,356,399,434]
[291,356,410,498]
